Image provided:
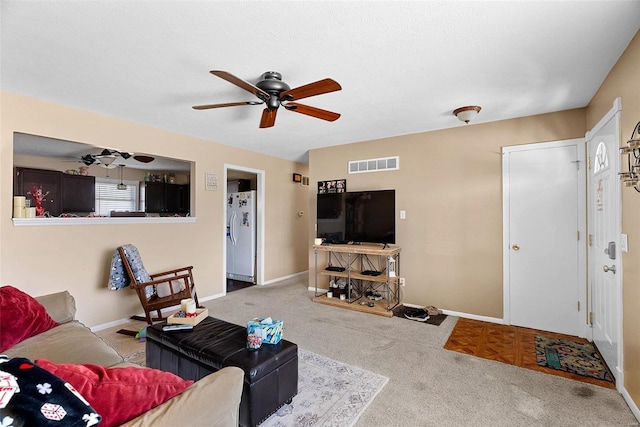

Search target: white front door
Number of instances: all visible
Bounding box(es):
[587,99,622,385]
[503,139,586,336]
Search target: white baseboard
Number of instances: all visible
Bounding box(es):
[91,318,134,332]
[441,309,504,324]
[91,292,227,332]
[304,297,504,324]
[264,270,308,285]
[93,276,311,331]
[398,303,504,324]
[621,383,640,423]
[198,292,225,303]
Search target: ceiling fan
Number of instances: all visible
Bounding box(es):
[80,149,154,168]
[193,70,342,128]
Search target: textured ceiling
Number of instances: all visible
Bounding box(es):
[2,1,639,163]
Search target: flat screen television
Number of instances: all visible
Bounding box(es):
[317,189,395,244]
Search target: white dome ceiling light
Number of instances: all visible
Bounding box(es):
[453,106,482,124]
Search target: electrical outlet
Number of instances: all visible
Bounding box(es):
[399,277,405,287]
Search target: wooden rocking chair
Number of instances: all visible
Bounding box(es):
[117,244,199,332]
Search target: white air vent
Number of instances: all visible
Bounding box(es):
[348,156,399,174]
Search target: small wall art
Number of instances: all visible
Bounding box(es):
[318,179,346,194]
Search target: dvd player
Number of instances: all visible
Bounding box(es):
[325,266,346,272]
[361,270,381,276]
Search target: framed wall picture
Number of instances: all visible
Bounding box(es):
[318,179,346,194]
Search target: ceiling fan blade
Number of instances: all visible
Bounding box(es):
[134,155,154,163]
[285,102,341,122]
[280,78,341,101]
[260,108,277,128]
[193,101,263,110]
[210,70,270,101]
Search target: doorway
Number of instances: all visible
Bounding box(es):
[224,164,265,293]
[586,98,623,387]
[502,139,586,337]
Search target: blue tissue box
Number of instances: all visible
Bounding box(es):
[247,317,283,344]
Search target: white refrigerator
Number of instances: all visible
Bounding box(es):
[226,190,256,283]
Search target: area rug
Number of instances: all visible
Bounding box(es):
[534,335,613,382]
[114,342,388,427]
[261,349,388,427]
[392,304,447,326]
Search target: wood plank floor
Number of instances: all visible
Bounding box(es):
[444,318,615,389]
[226,279,254,293]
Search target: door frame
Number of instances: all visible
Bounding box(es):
[502,138,587,337]
[223,164,265,287]
[585,97,623,388]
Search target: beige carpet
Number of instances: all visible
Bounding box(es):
[98,277,637,426]
[96,320,147,366]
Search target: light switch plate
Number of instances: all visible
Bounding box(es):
[621,233,628,252]
[400,210,406,219]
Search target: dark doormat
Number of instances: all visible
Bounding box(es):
[392,305,447,326]
[535,335,613,382]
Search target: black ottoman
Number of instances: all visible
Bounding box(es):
[146,317,298,427]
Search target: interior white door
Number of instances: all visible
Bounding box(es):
[587,107,621,384]
[504,140,584,336]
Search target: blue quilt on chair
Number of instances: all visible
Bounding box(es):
[108,245,154,299]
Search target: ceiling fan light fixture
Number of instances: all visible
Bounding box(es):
[97,163,117,169]
[453,105,482,124]
[99,155,116,166]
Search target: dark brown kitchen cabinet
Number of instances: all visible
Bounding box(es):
[61,174,95,212]
[15,168,96,216]
[144,182,165,213]
[144,182,190,214]
[14,168,62,216]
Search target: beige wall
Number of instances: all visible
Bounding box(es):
[309,108,586,318]
[309,28,640,412]
[1,91,309,327]
[587,30,640,408]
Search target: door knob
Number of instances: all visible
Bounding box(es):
[603,265,616,274]
[512,244,520,251]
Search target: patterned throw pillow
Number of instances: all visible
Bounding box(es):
[0,356,101,427]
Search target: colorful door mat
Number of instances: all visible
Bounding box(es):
[392,305,447,326]
[535,335,613,382]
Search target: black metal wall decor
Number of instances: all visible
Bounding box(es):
[619,121,640,192]
[318,179,346,194]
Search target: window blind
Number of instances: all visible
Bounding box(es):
[95,179,138,216]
